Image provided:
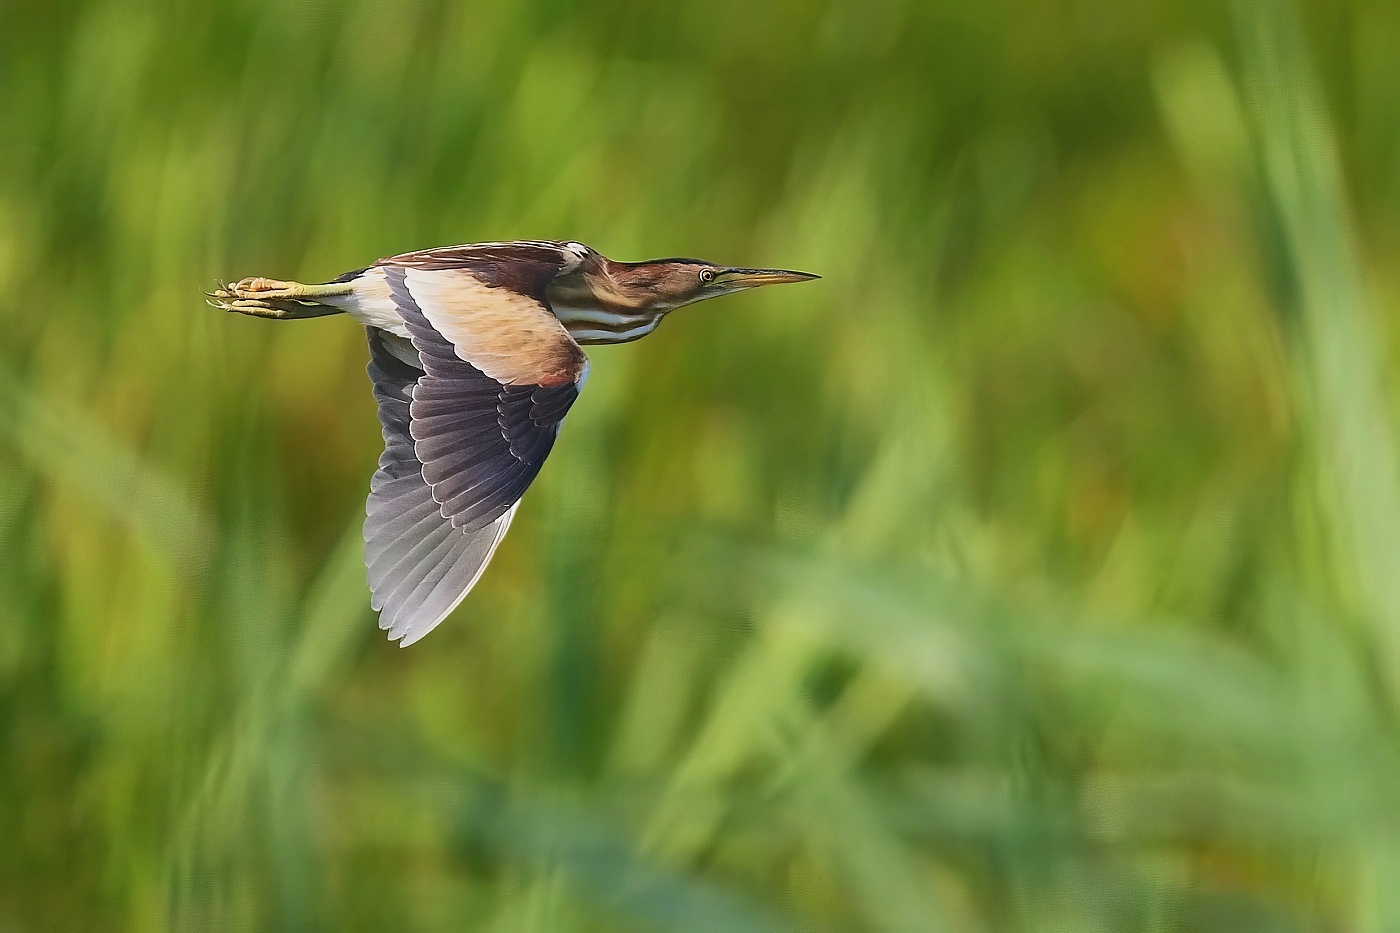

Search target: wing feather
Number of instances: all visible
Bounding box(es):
[363,330,521,645]
[381,266,584,533]
[359,250,587,644]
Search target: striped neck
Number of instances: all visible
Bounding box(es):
[548,298,665,345]
[546,262,668,345]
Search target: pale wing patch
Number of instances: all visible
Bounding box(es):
[401,268,583,386]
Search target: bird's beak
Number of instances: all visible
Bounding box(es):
[720,267,821,289]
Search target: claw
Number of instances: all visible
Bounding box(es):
[205,280,236,307]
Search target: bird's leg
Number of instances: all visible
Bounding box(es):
[207,277,353,319]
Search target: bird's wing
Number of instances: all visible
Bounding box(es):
[362,261,587,645]
[381,239,588,285]
[364,329,519,646]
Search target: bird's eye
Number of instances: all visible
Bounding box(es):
[699,268,715,284]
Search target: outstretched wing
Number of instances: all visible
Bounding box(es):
[362,254,587,645]
[364,330,519,646]
[384,264,586,528]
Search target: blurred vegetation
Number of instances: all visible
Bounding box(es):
[3,0,1400,929]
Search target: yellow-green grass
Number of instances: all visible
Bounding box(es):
[3,0,1400,929]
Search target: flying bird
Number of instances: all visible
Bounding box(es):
[209,240,817,645]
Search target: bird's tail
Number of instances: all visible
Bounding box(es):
[207,276,350,320]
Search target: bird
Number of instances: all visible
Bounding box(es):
[208,240,817,646]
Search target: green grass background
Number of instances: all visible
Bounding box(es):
[4,0,1400,929]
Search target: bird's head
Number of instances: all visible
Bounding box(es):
[607,258,819,313]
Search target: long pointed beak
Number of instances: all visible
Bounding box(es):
[723,268,821,288]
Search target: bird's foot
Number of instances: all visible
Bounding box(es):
[206,278,342,319]
[206,280,290,318]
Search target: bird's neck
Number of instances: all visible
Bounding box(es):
[552,260,652,311]
[547,261,666,345]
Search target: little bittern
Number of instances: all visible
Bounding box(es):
[209,240,816,645]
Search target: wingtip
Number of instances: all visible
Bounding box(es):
[369,503,521,649]
[384,598,459,647]
[396,628,430,648]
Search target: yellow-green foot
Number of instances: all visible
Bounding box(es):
[206,277,347,319]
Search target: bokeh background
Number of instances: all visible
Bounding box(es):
[3,0,1400,929]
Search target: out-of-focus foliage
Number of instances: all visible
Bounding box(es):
[3,0,1400,929]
